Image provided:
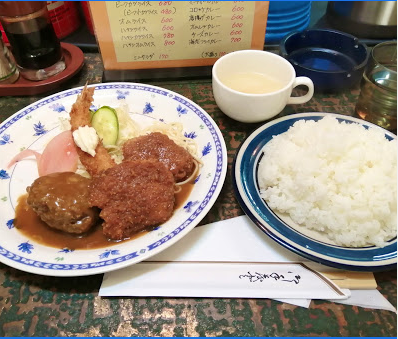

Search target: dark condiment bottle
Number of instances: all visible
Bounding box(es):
[0,1,65,81]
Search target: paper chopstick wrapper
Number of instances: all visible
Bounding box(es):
[99,216,359,299]
[329,289,397,313]
[100,261,349,299]
[144,215,377,290]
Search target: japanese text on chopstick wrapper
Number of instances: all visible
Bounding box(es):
[239,271,301,284]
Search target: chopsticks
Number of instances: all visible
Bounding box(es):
[322,271,377,290]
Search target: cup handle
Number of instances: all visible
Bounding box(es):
[287,77,314,105]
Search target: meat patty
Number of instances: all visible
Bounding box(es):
[89,160,175,240]
[122,132,195,182]
[27,172,98,234]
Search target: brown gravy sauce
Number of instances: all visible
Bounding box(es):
[14,181,194,250]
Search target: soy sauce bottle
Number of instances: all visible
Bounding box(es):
[0,1,65,81]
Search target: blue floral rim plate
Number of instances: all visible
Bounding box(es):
[0,83,227,276]
[232,112,397,271]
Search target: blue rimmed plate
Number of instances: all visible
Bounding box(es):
[233,112,397,271]
[0,83,227,276]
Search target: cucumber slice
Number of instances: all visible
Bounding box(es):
[89,109,95,120]
[91,106,119,146]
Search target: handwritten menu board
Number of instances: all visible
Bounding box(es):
[89,1,269,70]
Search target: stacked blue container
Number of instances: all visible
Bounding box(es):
[265,1,312,44]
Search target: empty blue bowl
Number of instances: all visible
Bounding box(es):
[280,29,369,92]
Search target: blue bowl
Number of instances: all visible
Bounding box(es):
[280,29,369,92]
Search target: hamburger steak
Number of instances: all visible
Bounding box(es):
[26,172,99,234]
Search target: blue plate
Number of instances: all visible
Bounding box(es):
[232,113,397,271]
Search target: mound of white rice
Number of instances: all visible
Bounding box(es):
[258,116,397,247]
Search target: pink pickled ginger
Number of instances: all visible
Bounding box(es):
[7,130,78,176]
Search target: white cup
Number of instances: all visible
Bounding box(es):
[212,50,314,123]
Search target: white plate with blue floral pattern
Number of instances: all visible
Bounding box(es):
[0,83,227,276]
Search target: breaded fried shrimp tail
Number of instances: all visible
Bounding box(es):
[70,85,115,177]
[70,84,94,131]
[75,146,115,177]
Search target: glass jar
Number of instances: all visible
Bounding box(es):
[355,41,397,132]
[0,34,18,83]
[0,1,65,81]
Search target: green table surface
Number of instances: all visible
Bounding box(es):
[0,53,396,337]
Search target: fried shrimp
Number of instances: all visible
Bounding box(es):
[69,85,115,177]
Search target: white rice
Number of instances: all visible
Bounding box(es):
[257,116,397,247]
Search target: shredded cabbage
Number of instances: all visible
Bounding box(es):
[62,103,200,175]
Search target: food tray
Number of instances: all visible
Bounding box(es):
[0,43,84,96]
